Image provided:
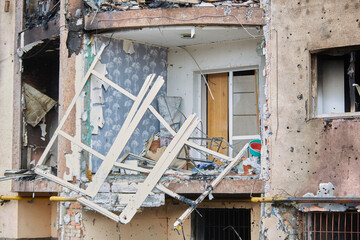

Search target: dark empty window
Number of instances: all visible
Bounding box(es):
[192,208,251,240]
[302,211,360,240]
[21,39,59,171]
[311,47,360,116]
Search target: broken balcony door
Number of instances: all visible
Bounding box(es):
[207,73,229,142]
[230,70,259,155]
[207,73,229,161]
[206,70,259,157]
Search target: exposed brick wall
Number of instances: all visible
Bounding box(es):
[63,202,84,240]
[67,0,82,16]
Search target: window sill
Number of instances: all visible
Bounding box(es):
[312,112,360,120]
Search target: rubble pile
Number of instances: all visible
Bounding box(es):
[87,0,260,12]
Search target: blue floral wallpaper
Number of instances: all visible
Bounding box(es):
[90,37,168,172]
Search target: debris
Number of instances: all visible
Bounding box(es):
[39,118,47,141]
[157,95,183,146]
[23,83,57,127]
[158,0,200,4]
[31,44,254,230]
[123,40,135,54]
[24,1,60,30]
[242,157,260,175]
[198,2,214,7]
[90,60,108,134]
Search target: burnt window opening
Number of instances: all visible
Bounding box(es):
[302,211,360,240]
[24,0,60,30]
[312,47,360,116]
[192,208,251,240]
[21,39,59,172]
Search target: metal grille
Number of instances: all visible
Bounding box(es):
[303,212,360,240]
[194,208,251,240]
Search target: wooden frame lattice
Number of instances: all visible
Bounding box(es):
[35,44,249,226]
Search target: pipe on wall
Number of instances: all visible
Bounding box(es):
[0,195,78,201]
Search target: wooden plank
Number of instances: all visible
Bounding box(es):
[86,76,164,197]
[35,44,106,166]
[92,71,175,135]
[120,74,155,130]
[185,141,232,162]
[34,168,88,195]
[77,197,120,222]
[91,70,137,101]
[84,8,265,31]
[148,105,176,136]
[58,130,107,161]
[173,143,249,230]
[119,114,199,224]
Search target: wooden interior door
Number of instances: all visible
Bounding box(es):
[207,73,229,161]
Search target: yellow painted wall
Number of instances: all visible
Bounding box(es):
[82,201,260,239]
[51,202,58,238]
[17,200,52,238]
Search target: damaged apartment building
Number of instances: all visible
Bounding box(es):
[1,0,360,239]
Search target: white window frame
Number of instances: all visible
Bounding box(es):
[196,67,260,157]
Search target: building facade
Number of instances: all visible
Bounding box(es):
[0,0,359,239]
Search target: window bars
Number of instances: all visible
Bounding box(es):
[302,211,360,240]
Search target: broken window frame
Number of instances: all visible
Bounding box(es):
[309,46,360,119]
[197,67,260,157]
[34,44,250,226]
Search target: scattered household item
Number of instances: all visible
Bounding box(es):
[249,139,261,157]
[242,156,260,175]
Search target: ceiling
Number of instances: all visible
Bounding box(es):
[102,26,263,48]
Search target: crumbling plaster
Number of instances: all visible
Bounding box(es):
[267,0,360,198]
[82,201,260,239]
[0,0,18,237]
[82,204,189,239]
[261,0,360,239]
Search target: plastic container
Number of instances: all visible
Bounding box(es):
[249,139,261,157]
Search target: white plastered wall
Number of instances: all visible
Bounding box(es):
[167,38,263,119]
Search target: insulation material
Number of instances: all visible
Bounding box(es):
[90,61,109,134]
[23,83,57,127]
